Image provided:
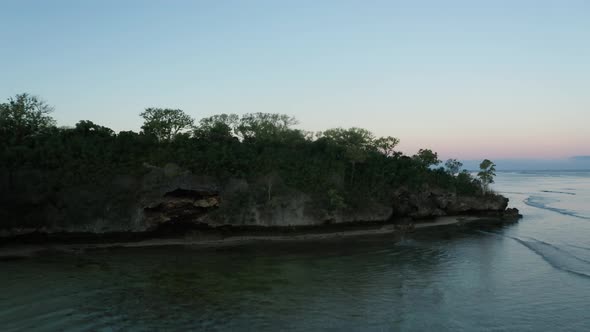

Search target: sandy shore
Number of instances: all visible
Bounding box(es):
[0,215,492,259]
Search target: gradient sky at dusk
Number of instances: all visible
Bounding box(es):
[1,0,588,160]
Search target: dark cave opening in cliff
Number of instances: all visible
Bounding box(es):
[163,188,217,200]
[144,202,213,236]
[144,188,220,236]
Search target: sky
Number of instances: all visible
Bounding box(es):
[1,0,589,162]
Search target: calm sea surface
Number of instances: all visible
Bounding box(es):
[1,171,590,331]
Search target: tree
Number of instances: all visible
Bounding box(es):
[477,159,496,194]
[236,113,298,140]
[195,113,240,140]
[373,136,400,157]
[0,94,56,190]
[456,170,479,195]
[75,120,114,137]
[322,127,375,148]
[413,149,440,168]
[445,158,463,176]
[322,127,376,184]
[0,93,56,144]
[140,108,194,141]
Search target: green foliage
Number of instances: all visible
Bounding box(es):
[0,93,486,228]
[374,136,400,157]
[0,93,56,144]
[321,127,377,184]
[236,113,298,141]
[140,108,194,141]
[445,158,463,176]
[456,170,480,195]
[413,149,440,168]
[321,127,375,147]
[75,120,115,137]
[477,159,496,194]
[194,113,240,140]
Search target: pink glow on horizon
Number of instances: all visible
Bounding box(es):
[397,134,590,160]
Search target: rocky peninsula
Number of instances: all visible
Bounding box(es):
[0,95,520,249]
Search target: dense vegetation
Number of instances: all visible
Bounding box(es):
[0,93,492,225]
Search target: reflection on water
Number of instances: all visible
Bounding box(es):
[1,171,590,331]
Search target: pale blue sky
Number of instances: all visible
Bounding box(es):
[1,0,589,159]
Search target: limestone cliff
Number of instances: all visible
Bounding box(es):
[0,163,520,237]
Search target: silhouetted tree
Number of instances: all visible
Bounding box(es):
[445,158,463,176]
[478,159,496,194]
[236,113,298,141]
[413,149,440,168]
[322,127,375,184]
[140,108,194,141]
[0,93,56,144]
[373,136,400,157]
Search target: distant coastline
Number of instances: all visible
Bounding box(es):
[461,158,590,171]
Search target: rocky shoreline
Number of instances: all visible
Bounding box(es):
[0,163,522,251]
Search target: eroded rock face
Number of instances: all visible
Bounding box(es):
[391,191,445,219]
[0,163,520,237]
[391,188,511,219]
[447,194,508,214]
[0,163,222,234]
[143,189,220,230]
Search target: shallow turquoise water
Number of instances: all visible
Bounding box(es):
[1,171,590,331]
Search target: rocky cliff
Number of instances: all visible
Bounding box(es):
[0,163,520,238]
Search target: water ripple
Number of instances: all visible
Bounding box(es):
[524,196,590,220]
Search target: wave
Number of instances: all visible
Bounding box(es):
[568,244,590,252]
[540,190,576,196]
[498,191,530,195]
[524,196,590,220]
[479,231,590,279]
[512,237,590,278]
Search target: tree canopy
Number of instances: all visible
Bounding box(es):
[0,93,56,144]
[140,108,194,141]
[236,113,299,141]
[478,159,497,194]
[0,92,490,228]
[413,149,441,168]
[445,159,463,176]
